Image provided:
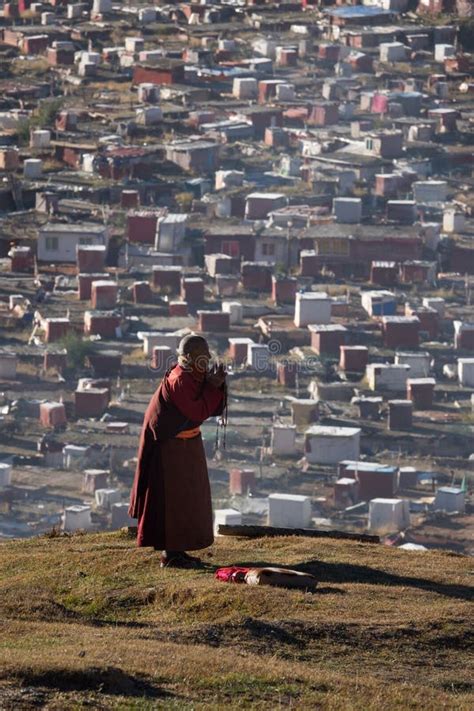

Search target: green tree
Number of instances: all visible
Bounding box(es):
[58,332,95,372]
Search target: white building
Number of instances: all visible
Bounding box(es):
[247,343,270,371]
[395,352,430,378]
[0,352,17,379]
[138,331,181,357]
[368,498,410,532]
[289,398,319,426]
[38,223,109,263]
[305,425,360,465]
[443,209,465,234]
[95,488,122,510]
[422,297,445,318]
[63,445,91,469]
[268,493,312,528]
[379,42,407,62]
[155,213,187,252]
[271,425,297,455]
[222,301,243,325]
[232,78,258,100]
[214,508,242,535]
[458,358,474,387]
[413,180,447,204]
[0,462,12,488]
[63,505,92,532]
[434,487,465,514]
[366,363,410,392]
[294,292,331,328]
[333,197,362,224]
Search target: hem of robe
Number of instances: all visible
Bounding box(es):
[135,434,214,551]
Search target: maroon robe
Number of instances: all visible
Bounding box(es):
[129,364,224,550]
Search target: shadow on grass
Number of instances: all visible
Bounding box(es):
[295,559,474,602]
[11,667,171,699]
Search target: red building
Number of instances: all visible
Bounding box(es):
[309,325,347,356]
[276,361,297,388]
[91,281,118,310]
[399,261,436,285]
[382,316,420,349]
[272,275,297,304]
[169,301,188,317]
[152,266,182,294]
[204,226,256,261]
[132,61,185,86]
[132,281,153,304]
[339,346,368,372]
[388,399,413,431]
[308,103,339,127]
[43,318,70,344]
[9,246,34,273]
[197,311,230,333]
[77,246,106,274]
[241,262,272,292]
[43,351,67,373]
[229,468,256,495]
[39,402,67,428]
[84,311,121,339]
[181,277,205,304]
[374,174,400,199]
[75,388,110,418]
[370,261,398,286]
[47,47,74,66]
[127,211,160,245]
[78,273,111,301]
[152,346,173,373]
[228,338,253,364]
[339,461,398,501]
[407,378,435,410]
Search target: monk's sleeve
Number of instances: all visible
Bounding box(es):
[169,374,223,422]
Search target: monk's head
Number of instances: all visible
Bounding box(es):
[178,334,211,374]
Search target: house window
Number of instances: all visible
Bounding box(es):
[366,138,373,150]
[222,240,240,258]
[79,237,93,245]
[45,236,59,251]
[262,243,275,257]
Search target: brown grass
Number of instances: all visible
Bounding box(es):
[0,531,472,709]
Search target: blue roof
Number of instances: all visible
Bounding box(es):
[326,6,394,18]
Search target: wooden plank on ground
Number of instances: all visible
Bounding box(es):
[217,524,380,544]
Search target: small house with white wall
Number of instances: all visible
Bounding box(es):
[434,487,465,514]
[368,498,410,532]
[294,292,331,328]
[305,425,360,465]
[268,493,312,528]
[38,223,109,263]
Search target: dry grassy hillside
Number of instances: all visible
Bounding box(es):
[0,531,472,709]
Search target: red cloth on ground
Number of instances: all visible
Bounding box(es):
[215,567,251,583]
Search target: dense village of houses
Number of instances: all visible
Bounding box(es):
[0,0,473,554]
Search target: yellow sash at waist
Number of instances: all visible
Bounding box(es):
[175,426,201,440]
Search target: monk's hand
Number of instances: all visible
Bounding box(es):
[207,364,227,388]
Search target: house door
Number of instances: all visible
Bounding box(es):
[222,240,240,258]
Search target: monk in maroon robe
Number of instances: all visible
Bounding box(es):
[129,335,226,568]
